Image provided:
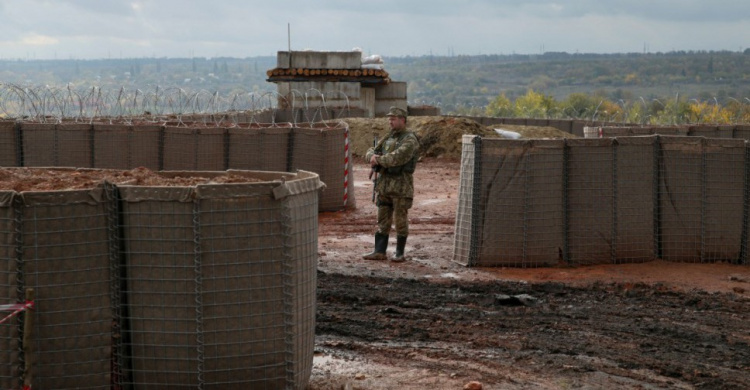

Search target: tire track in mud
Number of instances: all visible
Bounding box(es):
[316,272,750,389]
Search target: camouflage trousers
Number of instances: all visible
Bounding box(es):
[375,195,413,237]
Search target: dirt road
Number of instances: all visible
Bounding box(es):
[311,158,750,390]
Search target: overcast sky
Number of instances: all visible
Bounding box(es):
[1,0,747,60]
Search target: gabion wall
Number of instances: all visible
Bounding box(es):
[454,135,750,267]
[0,169,322,389]
[0,120,354,211]
[457,115,750,140]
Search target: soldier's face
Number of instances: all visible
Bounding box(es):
[388,116,406,130]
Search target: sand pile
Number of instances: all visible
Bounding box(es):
[336,116,576,159]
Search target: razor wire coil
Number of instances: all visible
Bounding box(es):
[0,83,356,126]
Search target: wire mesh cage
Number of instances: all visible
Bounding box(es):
[0,168,322,389]
[0,119,354,212]
[455,135,750,267]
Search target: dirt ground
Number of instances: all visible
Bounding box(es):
[2,117,747,389]
[0,166,267,191]
[311,156,750,390]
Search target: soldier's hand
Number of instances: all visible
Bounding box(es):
[369,154,380,167]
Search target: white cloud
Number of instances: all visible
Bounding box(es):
[0,0,746,59]
[21,34,59,46]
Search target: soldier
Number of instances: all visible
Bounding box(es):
[362,106,419,262]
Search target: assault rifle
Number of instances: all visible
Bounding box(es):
[369,134,380,202]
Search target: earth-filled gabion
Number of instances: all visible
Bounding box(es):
[0,168,322,389]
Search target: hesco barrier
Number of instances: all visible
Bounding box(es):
[455,116,750,141]
[454,135,750,267]
[583,125,743,139]
[0,169,322,389]
[0,120,354,212]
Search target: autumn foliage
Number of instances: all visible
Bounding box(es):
[484,90,749,125]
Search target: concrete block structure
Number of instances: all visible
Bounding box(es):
[373,81,407,116]
[267,51,408,118]
[277,51,362,69]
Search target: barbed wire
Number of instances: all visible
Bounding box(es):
[0,83,358,125]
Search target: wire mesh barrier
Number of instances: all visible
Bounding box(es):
[584,124,750,139]
[454,135,750,267]
[0,169,322,389]
[458,116,750,140]
[93,123,163,170]
[0,83,368,127]
[0,120,353,212]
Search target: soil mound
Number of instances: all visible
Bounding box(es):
[336,116,575,159]
[0,167,262,191]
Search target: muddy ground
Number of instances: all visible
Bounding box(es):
[4,117,746,389]
[311,157,750,390]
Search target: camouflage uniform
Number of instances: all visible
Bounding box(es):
[362,106,419,262]
[366,128,419,236]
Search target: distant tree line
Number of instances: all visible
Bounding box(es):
[478,89,749,125]
[0,50,748,123]
[385,50,749,120]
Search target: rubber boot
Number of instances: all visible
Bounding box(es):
[362,232,388,260]
[391,235,407,262]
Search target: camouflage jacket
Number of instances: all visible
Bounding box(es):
[366,129,419,198]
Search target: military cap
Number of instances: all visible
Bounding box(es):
[385,106,407,118]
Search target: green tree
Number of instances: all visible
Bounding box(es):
[485,93,513,117]
[560,93,598,118]
[625,101,647,124]
[513,89,551,118]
